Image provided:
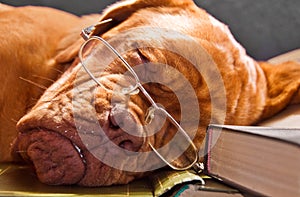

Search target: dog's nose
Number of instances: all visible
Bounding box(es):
[108,104,144,152]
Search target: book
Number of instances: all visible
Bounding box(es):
[204,124,300,197]
[268,49,300,64]
[0,163,244,197]
[165,176,246,197]
[0,163,153,197]
[149,170,246,197]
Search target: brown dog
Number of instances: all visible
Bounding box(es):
[1,0,300,186]
[0,4,99,161]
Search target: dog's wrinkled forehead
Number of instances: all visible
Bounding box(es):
[89,0,196,37]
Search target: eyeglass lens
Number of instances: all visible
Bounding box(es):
[79,37,139,95]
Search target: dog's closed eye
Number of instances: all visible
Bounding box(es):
[109,108,121,130]
[137,48,150,64]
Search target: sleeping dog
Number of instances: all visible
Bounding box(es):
[1,0,300,186]
[0,3,100,162]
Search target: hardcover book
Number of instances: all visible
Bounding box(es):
[205,124,300,197]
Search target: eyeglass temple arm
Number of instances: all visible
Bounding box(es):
[81,18,113,41]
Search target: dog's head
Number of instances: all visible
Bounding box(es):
[14,0,266,186]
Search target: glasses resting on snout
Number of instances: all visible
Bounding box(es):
[79,19,203,174]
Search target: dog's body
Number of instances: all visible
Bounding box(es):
[0,4,100,161]
[1,0,299,186]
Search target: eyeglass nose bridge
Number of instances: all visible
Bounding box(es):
[120,84,140,95]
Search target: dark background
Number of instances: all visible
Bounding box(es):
[1,0,299,60]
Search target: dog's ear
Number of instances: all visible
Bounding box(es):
[0,3,13,12]
[259,61,300,119]
[101,0,194,21]
[54,14,100,65]
[55,0,195,64]
[55,0,195,65]
[54,33,83,65]
[91,0,195,36]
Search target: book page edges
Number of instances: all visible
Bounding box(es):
[208,124,300,146]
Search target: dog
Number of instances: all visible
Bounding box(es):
[0,4,100,162]
[1,0,299,186]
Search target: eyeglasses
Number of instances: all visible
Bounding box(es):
[78,19,203,173]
